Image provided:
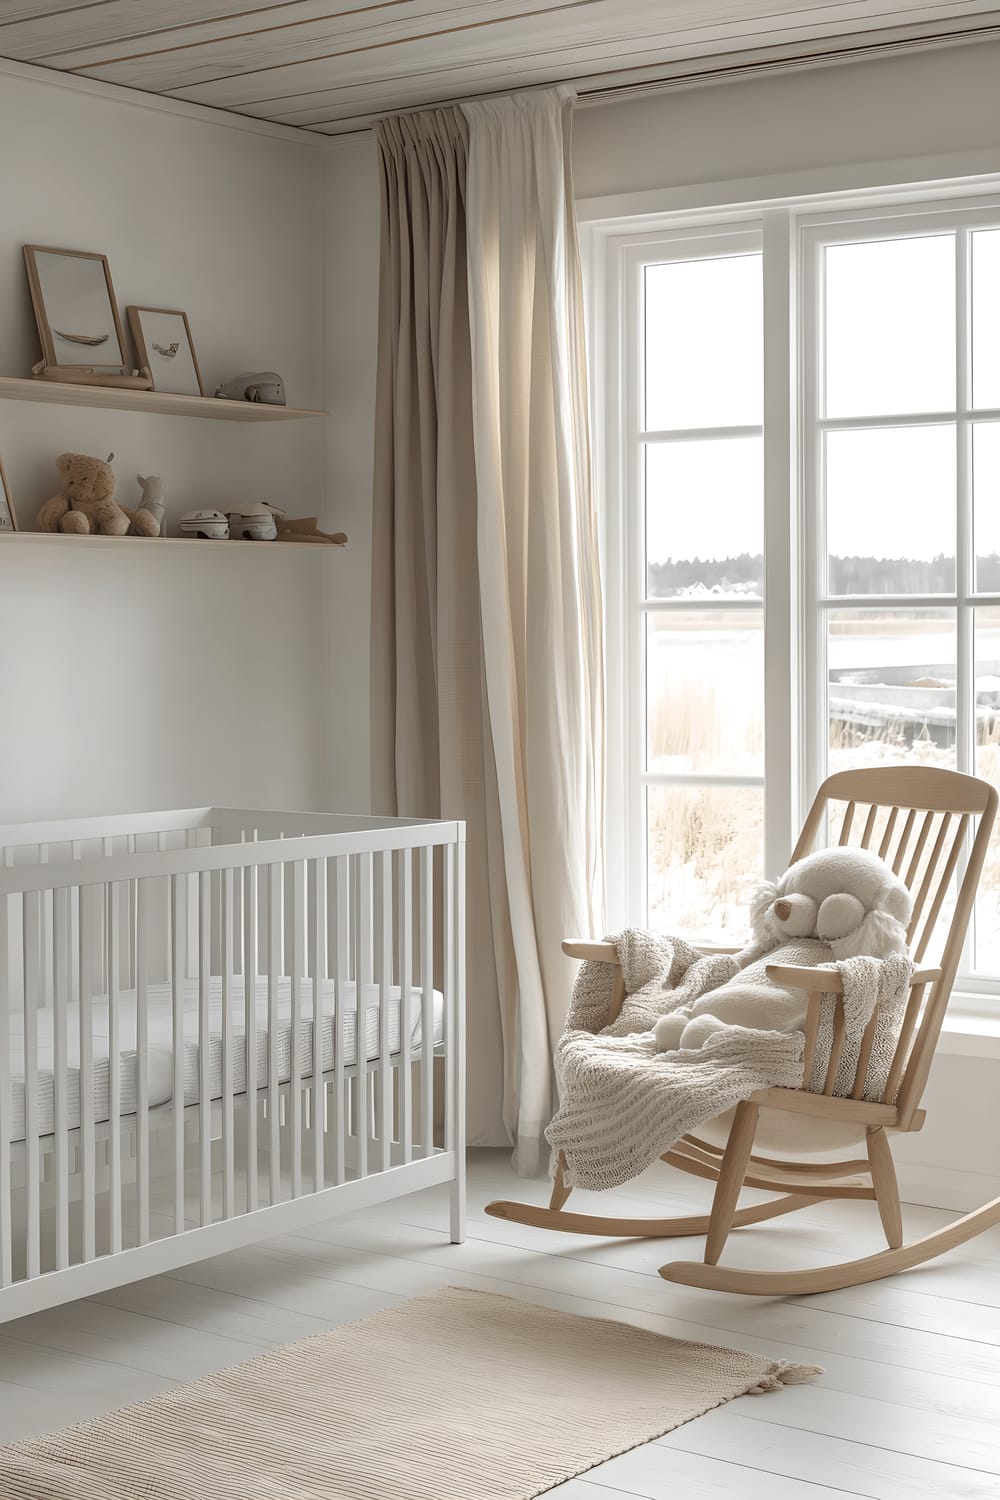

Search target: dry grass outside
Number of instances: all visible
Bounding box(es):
[648,719,1000,959]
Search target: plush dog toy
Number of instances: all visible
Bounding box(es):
[35,452,160,537]
[653,845,912,1054]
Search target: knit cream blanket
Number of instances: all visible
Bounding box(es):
[546,929,913,1192]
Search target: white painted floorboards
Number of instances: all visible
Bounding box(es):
[1,1150,999,1498]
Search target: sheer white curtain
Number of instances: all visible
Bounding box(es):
[461,88,604,1173]
[371,88,603,1170]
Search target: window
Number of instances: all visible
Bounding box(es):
[596,192,1000,982]
[804,206,1000,975]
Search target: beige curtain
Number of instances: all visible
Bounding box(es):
[370,109,510,1146]
[461,89,604,1173]
[370,92,604,1166]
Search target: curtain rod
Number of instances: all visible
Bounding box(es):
[317,18,1000,141]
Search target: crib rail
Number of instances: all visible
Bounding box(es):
[0,809,465,1319]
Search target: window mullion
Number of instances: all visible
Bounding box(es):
[761,209,796,874]
[956,227,976,973]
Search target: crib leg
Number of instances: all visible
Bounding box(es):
[450,1169,466,1244]
[705,1100,759,1265]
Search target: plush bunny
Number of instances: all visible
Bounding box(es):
[653,845,912,1054]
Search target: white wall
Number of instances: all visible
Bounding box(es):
[572,38,1000,204]
[322,136,381,813]
[0,67,336,822]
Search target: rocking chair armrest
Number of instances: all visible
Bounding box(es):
[766,963,942,993]
[562,939,619,963]
[562,938,742,963]
[766,963,844,993]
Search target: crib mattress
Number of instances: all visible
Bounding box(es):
[5,977,444,1144]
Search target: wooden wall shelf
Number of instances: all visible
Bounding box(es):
[2,533,343,552]
[0,376,326,422]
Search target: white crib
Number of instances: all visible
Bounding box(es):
[0,807,465,1321]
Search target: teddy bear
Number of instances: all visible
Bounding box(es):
[653,845,912,1055]
[35,452,160,537]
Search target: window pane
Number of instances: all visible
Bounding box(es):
[825,426,956,595]
[827,609,957,772]
[974,422,1000,591]
[972,229,1000,410]
[644,255,762,431]
[646,609,763,776]
[975,606,1000,971]
[824,235,955,418]
[646,437,762,598]
[647,784,762,939]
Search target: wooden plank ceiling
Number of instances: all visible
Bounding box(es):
[3,1,1000,135]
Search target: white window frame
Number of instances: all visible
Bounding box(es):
[587,184,1000,1000]
[800,193,1000,996]
[593,211,797,934]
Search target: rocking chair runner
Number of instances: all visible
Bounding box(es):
[487,766,1000,1295]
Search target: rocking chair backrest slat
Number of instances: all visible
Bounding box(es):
[891,808,917,875]
[907,812,953,951]
[877,807,899,861]
[822,1007,847,1095]
[838,801,856,844]
[791,767,997,1120]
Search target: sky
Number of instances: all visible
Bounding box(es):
[643,231,1000,568]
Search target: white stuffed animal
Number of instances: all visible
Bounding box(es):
[653,845,912,1055]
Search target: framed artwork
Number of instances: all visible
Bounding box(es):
[127,306,204,397]
[0,459,18,533]
[23,245,128,371]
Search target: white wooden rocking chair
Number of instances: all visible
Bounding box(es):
[487,766,1000,1294]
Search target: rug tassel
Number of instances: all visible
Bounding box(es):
[746,1359,824,1394]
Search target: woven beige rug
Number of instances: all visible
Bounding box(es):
[0,1286,821,1499]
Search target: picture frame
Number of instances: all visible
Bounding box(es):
[0,459,18,534]
[127,305,204,397]
[23,245,128,372]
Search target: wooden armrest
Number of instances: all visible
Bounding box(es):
[562,939,618,963]
[563,938,742,963]
[766,963,843,994]
[766,963,941,993]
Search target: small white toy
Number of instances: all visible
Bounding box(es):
[654,845,912,1054]
[179,508,229,539]
[214,371,286,406]
[226,501,285,541]
[131,474,166,536]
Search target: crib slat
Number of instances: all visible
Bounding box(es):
[267,864,280,1205]
[79,885,96,1264]
[377,851,392,1173]
[290,861,305,1200]
[198,872,212,1228]
[222,868,235,1221]
[108,883,122,1255]
[310,857,327,1194]
[420,846,434,1159]
[355,853,371,1180]
[23,891,41,1280]
[333,857,348,1185]
[136,879,150,1247]
[447,838,466,1239]
[0,886,12,1286]
[53,887,70,1269]
[244,861,258,1214]
[399,849,413,1165]
[171,873,186,1235]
